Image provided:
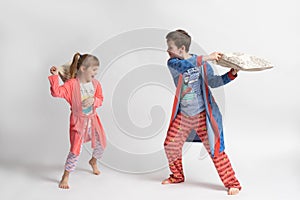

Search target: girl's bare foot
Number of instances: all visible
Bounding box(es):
[59,170,70,189]
[228,188,239,195]
[89,157,101,175]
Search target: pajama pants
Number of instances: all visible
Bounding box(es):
[65,132,104,172]
[164,111,241,190]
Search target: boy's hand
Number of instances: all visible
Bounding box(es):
[204,52,223,61]
[231,68,239,75]
[50,66,58,75]
[82,97,94,108]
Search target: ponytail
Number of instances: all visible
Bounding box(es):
[69,52,81,79]
[57,52,99,82]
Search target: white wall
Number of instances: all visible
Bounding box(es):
[0,0,299,181]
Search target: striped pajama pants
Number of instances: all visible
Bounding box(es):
[164,111,241,190]
[65,132,104,172]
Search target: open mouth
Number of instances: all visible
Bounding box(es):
[168,52,175,58]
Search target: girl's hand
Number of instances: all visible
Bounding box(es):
[82,97,94,108]
[50,66,58,75]
[204,52,223,61]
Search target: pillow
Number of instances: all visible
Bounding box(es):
[57,62,72,82]
[215,52,274,71]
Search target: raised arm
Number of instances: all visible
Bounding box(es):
[48,75,72,99]
[167,57,200,74]
[168,52,224,74]
[206,62,237,88]
[48,66,72,99]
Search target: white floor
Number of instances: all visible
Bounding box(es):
[1,132,299,200]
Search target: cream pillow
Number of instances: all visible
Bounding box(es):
[215,52,274,71]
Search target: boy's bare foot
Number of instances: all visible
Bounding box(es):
[162,178,174,184]
[161,175,184,184]
[89,157,101,175]
[228,188,239,195]
[59,170,70,189]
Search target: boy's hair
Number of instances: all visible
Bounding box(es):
[166,29,191,52]
[58,53,99,82]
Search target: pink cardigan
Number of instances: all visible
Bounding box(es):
[48,75,106,155]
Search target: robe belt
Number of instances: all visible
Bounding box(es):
[72,111,97,149]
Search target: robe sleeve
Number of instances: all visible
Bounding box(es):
[94,80,103,108]
[48,75,72,100]
[206,62,237,88]
[167,57,198,74]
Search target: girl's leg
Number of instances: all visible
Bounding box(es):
[59,152,80,189]
[195,111,241,194]
[162,112,193,184]
[65,152,80,172]
[92,134,104,160]
[59,170,70,189]
[89,134,103,175]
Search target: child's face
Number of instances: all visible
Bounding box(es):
[82,65,99,82]
[167,40,184,58]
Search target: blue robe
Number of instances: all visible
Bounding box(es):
[167,55,236,158]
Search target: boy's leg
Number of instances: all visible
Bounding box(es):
[212,152,241,194]
[163,112,193,183]
[195,111,241,192]
[89,133,103,175]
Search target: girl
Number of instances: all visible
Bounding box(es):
[48,53,106,189]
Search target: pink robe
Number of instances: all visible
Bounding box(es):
[48,75,106,155]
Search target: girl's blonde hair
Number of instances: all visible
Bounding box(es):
[58,53,100,82]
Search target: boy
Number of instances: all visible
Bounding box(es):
[162,29,241,195]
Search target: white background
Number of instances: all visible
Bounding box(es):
[0,0,299,199]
